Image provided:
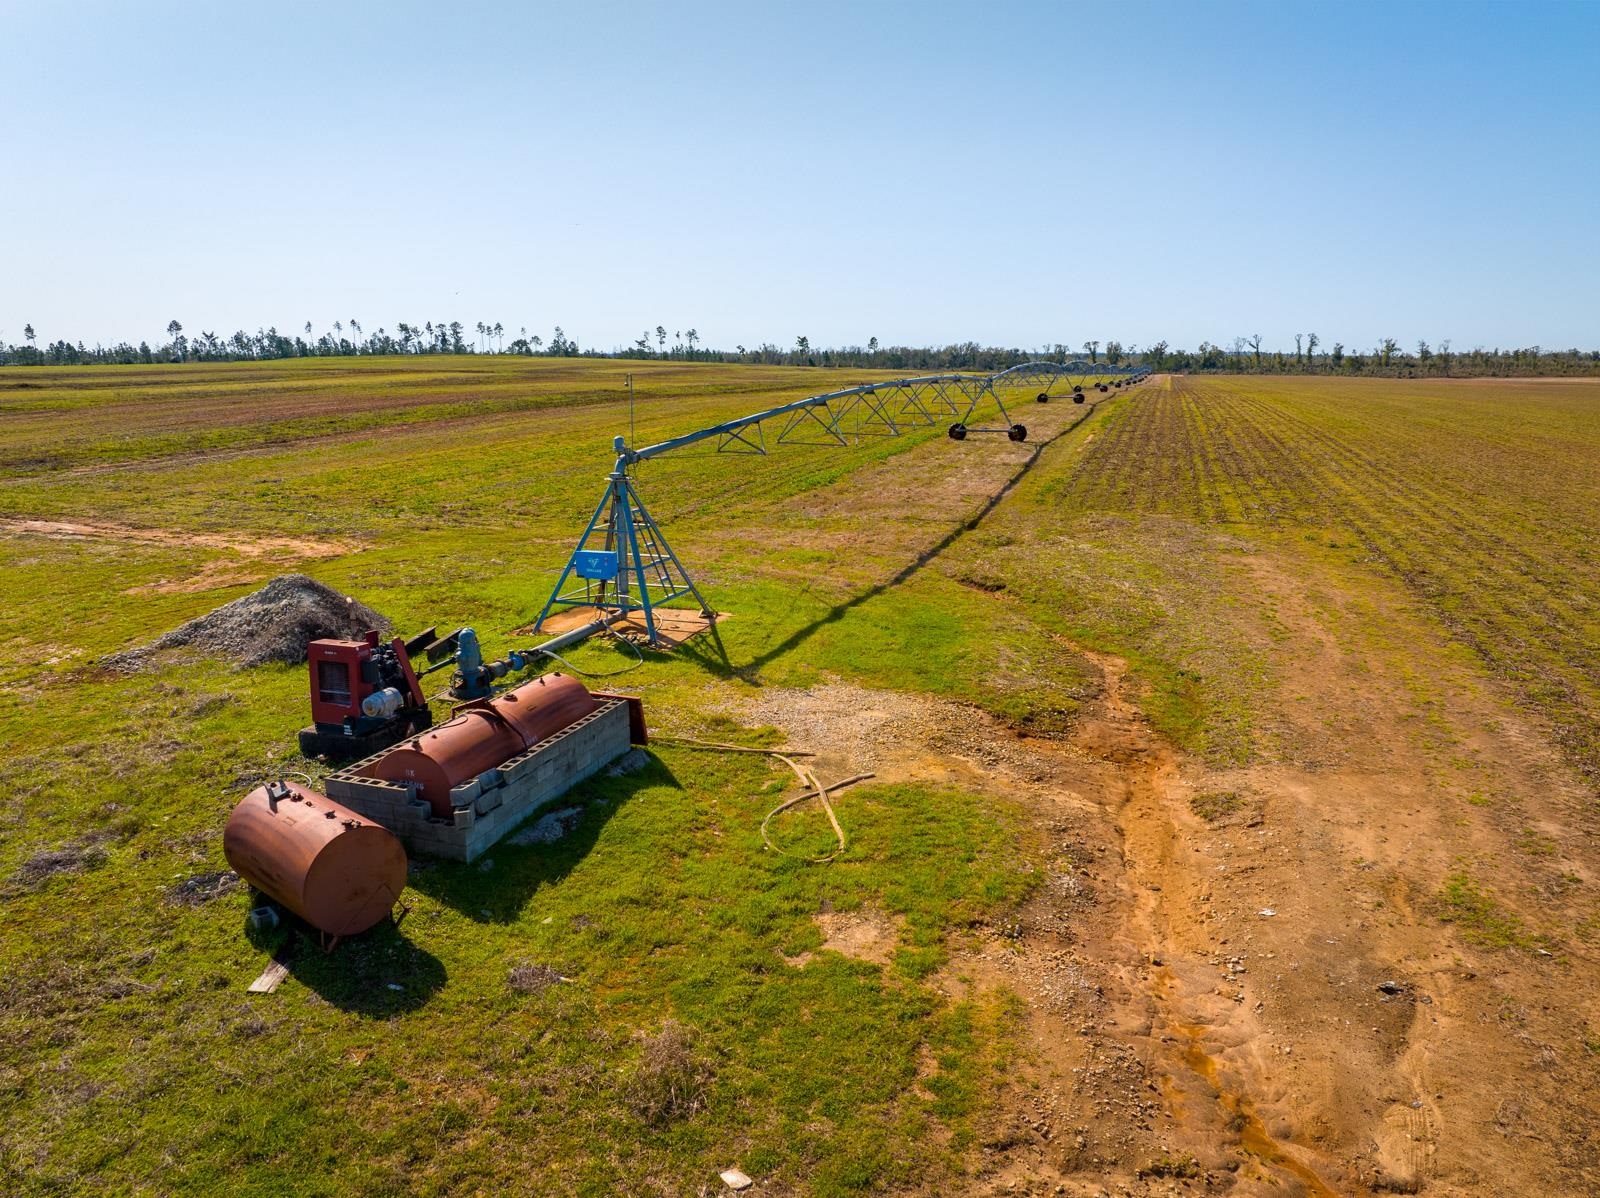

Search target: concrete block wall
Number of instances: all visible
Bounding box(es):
[325,699,631,863]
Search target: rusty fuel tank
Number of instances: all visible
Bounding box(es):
[223,780,407,938]
[359,672,598,816]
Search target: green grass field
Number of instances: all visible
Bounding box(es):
[0,358,1081,1197]
[4,360,1599,1195]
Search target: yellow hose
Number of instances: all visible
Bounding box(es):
[651,735,872,862]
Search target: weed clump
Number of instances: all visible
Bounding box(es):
[1138,1152,1200,1179]
[955,570,1007,593]
[507,962,565,995]
[10,830,119,887]
[166,870,240,906]
[1190,790,1244,824]
[621,1020,713,1126]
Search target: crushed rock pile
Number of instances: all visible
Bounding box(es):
[106,573,390,670]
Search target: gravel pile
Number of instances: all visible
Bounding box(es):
[106,573,389,670]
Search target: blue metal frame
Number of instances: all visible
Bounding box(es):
[532,467,711,644]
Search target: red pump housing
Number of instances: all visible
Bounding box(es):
[309,631,424,725]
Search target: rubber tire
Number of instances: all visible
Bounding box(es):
[947,422,968,441]
[1036,392,1050,403]
[1073,394,1086,404]
[1008,424,1028,442]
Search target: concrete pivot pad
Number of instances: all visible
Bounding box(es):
[519,605,724,650]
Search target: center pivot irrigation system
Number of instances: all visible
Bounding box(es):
[224,359,1147,950]
[532,359,1150,645]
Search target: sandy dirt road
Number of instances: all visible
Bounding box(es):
[736,550,1600,1195]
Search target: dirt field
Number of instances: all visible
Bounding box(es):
[735,592,1598,1195]
[2,361,1597,1196]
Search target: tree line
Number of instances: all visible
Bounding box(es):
[2,320,1595,377]
[0,318,574,365]
[1136,335,1600,377]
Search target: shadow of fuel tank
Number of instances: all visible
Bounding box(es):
[247,915,447,1016]
[404,751,678,924]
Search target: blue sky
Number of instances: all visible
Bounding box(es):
[3,0,1597,354]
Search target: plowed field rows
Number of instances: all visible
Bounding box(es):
[1060,375,1600,782]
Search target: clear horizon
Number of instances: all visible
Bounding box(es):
[4,0,1597,354]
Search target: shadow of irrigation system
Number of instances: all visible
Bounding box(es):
[732,393,1112,678]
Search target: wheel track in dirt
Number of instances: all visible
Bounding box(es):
[1073,645,1348,1197]
[1181,386,1231,525]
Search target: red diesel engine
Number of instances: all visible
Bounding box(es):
[299,631,433,760]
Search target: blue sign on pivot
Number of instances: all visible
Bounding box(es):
[574,549,621,581]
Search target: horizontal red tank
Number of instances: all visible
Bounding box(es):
[360,672,598,816]
[223,780,407,938]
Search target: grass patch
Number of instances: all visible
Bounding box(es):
[1434,871,1541,951]
[1190,790,1245,824]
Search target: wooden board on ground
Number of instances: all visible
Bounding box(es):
[516,606,724,650]
[247,952,292,994]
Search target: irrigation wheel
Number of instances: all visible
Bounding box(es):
[1008,424,1028,442]
[947,422,968,440]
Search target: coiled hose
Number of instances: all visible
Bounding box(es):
[650,736,873,862]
